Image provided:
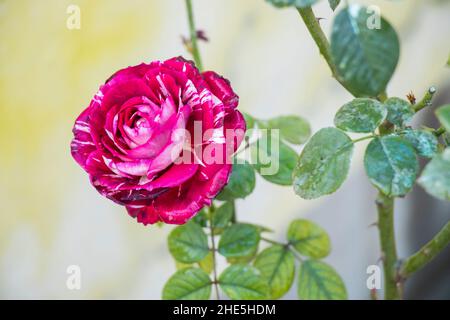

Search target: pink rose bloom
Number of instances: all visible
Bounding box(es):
[71,57,246,225]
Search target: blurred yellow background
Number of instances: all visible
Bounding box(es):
[0,0,449,299]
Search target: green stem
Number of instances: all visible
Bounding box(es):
[261,237,285,246]
[208,206,220,299]
[399,222,450,278]
[413,87,436,112]
[261,237,304,262]
[376,192,400,300]
[296,7,353,95]
[352,134,376,144]
[289,248,304,262]
[434,126,446,137]
[230,200,236,223]
[185,0,203,71]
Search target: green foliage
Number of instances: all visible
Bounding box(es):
[163,268,211,300]
[218,223,260,258]
[293,127,354,199]
[297,260,347,300]
[328,0,340,11]
[398,129,438,158]
[364,136,418,196]
[385,97,414,127]
[334,98,387,133]
[175,261,193,270]
[418,148,450,201]
[254,245,295,299]
[211,201,234,231]
[436,104,450,132]
[168,222,209,263]
[217,162,255,201]
[264,115,311,145]
[266,0,320,8]
[330,5,400,97]
[219,264,269,300]
[251,131,298,185]
[287,219,330,258]
[198,252,214,274]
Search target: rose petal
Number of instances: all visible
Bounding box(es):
[153,165,231,224]
[202,71,239,110]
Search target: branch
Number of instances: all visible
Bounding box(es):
[376,192,401,300]
[296,7,354,95]
[413,87,436,112]
[399,221,450,278]
[185,0,203,71]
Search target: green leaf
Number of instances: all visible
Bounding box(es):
[168,222,209,263]
[216,162,255,201]
[384,97,414,127]
[251,131,298,185]
[175,261,193,270]
[265,115,311,145]
[287,219,330,258]
[198,252,214,274]
[211,201,234,230]
[219,264,269,300]
[253,245,295,299]
[227,254,257,265]
[328,0,340,11]
[162,268,211,300]
[364,136,418,196]
[218,223,260,258]
[251,223,274,233]
[436,104,450,132]
[418,148,450,201]
[330,5,400,97]
[334,98,387,133]
[266,0,320,9]
[398,129,438,158]
[293,127,354,199]
[297,260,347,300]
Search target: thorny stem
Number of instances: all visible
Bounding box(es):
[376,192,400,300]
[296,7,354,95]
[208,206,220,300]
[413,87,436,112]
[399,222,450,279]
[295,7,402,299]
[295,6,448,298]
[185,0,203,71]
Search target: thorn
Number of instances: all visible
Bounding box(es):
[406,91,416,104]
[368,221,378,228]
[316,17,325,24]
[196,30,209,42]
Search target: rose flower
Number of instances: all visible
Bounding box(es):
[71,57,246,225]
